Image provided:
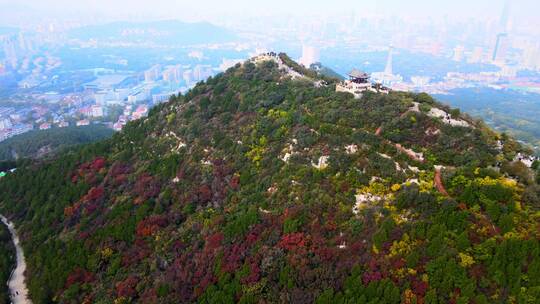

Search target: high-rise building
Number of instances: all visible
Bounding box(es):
[299,45,320,67]
[371,46,402,86]
[492,33,509,63]
[94,92,107,105]
[91,105,104,118]
[144,65,162,82]
[521,45,540,70]
[163,65,183,83]
[0,118,12,130]
[183,70,194,85]
[468,47,484,63]
[193,65,213,82]
[3,38,18,69]
[384,45,394,76]
[452,46,465,62]
[499,0,511,32]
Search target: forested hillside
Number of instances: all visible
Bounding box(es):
[0,223,14,304]
[0,124,114,161]
[0,54,539,303]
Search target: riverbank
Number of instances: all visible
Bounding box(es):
[0,216,31,304]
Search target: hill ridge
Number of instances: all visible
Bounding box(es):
[0,53,539,303]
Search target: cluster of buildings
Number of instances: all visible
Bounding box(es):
[112,104,149,131]
[0,41,228,143]
[0,107,34,142]
[143,63,215,87]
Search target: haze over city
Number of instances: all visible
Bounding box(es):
[1,0,538,24]
[2,1,540,304]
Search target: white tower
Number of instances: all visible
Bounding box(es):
[299,45,320,68]
[384,45,394,76]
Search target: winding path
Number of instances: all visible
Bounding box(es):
[0,215,31,304]
[434,166,449,196]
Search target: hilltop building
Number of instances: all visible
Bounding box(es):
[336,69,389,98]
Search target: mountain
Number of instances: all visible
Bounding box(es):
[1,53,540,303]
[0,223,14,304]
[309,62,345,80]
[68,20,237,45]
[0,124,114,162]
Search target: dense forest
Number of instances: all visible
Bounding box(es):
[0,223,14,304]
[0,124,114,161]
[0,54,539,303]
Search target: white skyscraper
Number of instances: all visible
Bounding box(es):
[453,46,465,62]
[468,47,485,63]
[521,45,540,70]
[299,45,320,67]
[384,45,394,76]
[499,0,511,32]
[492,33,509,63]
[371,45,403,86]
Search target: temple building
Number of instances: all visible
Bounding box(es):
[336,69,389,98]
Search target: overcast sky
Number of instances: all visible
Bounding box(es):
[0,0,538,27]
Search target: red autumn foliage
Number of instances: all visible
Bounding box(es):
[367,258,379,271]
[278,233,307,251]
[90,157,106,171]
[197,184,212,203]
[84,172,98,185]
[65,268,95,288]
[136,215,169,237]
[109,162,130,176]
[134,173,161,202]
[139,288,158,304]
[229,175,240,190]
[469,264,486,280]
[314,246,335,262]
[245,230,259,246]
[114,174,128,185]
[205,232,224,251]
[241,261,261,284]
[324,220,337,231]
[362,271,383,284]
[392,258,406,269]
[64,205,77,218]
[84,201,99,215]
[72,157,108,184]
[412,279,428,297]
[77,231,91,240]
[122,242,151,267]
[349,240,365,252]
[222,242,246,273]
[83,186,105,202]
[116,276,139,298]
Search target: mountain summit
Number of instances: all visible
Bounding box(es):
[1,54,539,303]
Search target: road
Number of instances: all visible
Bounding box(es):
[0,215,31,304]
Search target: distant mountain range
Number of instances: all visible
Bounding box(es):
[68,20,237,45]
